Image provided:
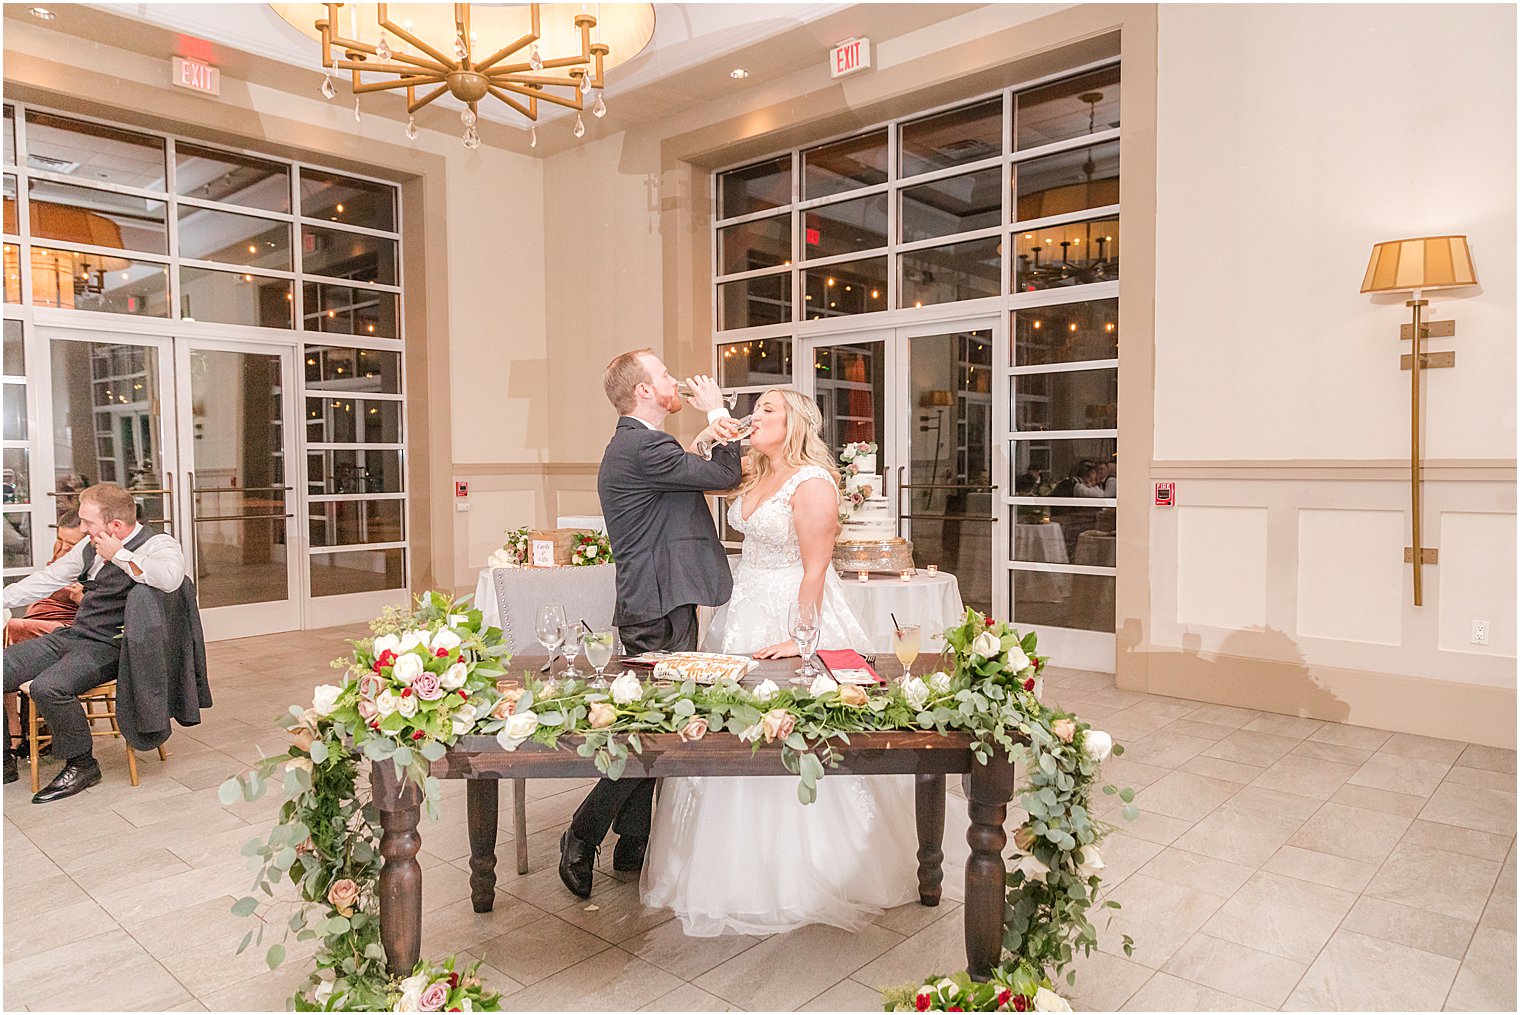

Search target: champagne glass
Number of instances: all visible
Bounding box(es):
[562,624,585,679]
[583,629,616,689]
[535,604,567,672]
[788,601,822,684]
[893,623,922,677]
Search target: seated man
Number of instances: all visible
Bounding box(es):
[5,510,86,754]
[2,484,185,801]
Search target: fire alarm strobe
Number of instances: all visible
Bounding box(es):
[454,481,469,498]
[1154,482,1174,507]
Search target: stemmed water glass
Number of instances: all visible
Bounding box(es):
[561,623,585,679]
[788,601,822,684]
[583,629,616,689]
[535,604,567,672]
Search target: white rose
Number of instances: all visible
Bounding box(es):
[397,693,418,718]
[451,702,479,737]
[1015,851,1050,882]
[809,672,839,697]
[396,972,428,1012]
[447,613,468,629]
[738,721,763,743]
[1085,729,1114,762]
[753,679,778,702]
[935,978,959,997]
[440,661,469,690]
[398,629,429,652]
[286,756,314,775]
[372,633,400,656]
[487,548,518,570]
[1033,987,1072,1012]
[311,684,342,716]
[313,980,334,1004]
[928,670,951,693]
[496,709,540,750]
[1006,645,1032,673]
[585,544,598,558]
[391,652,424,686]
[1076,845,1105,878]
[430,628,462,653]
[901,675,930,711]
[972,630,1002,659]
[610,670,643,705]
[375,689,399,717]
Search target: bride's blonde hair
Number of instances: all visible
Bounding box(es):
[736,388,840,499]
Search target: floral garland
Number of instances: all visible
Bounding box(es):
[222,594,1131,1010]
[569,530,613,566]
[485,526,532,569]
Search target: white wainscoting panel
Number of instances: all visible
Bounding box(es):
[1438,511,1518,658]
[1296,508,1405,646]
[1176,505,1269,630]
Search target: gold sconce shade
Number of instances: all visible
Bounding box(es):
[1361,235,1478,294]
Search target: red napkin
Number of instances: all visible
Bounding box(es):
[816,649,885,685]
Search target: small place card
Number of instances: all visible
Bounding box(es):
[530,540,556,567]
[830,667,877,686]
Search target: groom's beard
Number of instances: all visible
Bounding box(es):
[657,390,683,415]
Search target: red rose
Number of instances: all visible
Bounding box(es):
[915,994,932,1012]
[436,647,450,658]
[1023,678,1035,692]
[378,649,397,666]
[986,617,996,627]
[372,660,383,674]
[448,972,459,989]
[948,1008,963,1012]
[401,687,413,698]
[369,719,380,729]
[457,654,465,663]
[1013,995,1028,1012]
[996,990,1011,1007]
[411,730,424,741]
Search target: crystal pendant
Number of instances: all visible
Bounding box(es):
[354,98,362,122]
[580,73,592,95]
[405,117,418,141]
[592,91,606,118]
[463,124,481,149]
[529,44,542,71]
[452,32,468,60]
[529,125,538,149]
[376,34,391,60]
[461,107,477,127]
[573,114,585,138]
[321,74,336,99]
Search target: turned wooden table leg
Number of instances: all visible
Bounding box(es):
[467,778,499,913]
[915,773,946,906]
[374,760,424,976]
[965,751,1016,981]
[513,778,529,875]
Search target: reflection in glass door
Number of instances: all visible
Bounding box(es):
[177,341,300,638]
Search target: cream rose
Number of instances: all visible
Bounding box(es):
[391,652,424,686]
[752,678,778,702]
[450,703,478,737]
[397,693,418,719]
[397,629,429,652]
[440,662,468,691]
[610,670,643,705]
[496,710,539,750]
[760,708,795,743]
[286,756,314,776]
[901,675,930,711]
[587,702,617,728]
[372,633,401,656]
[837,683,868,707]
[1052,718,1076,743]
[1006,645,1032,673]
[971,630,1002,659]
[1015,851,1049,882]
[375,689,399,717]
[808,672,839,697]
[679,717,709,742]
[291,725,314,752]
[1033,987,1072,1012]
[1076,845,1105,878]
[396,972,427,1012]
[447,613,468,629]
[928,670,952,693]
[1084,729,1113,762]
[430,628,462,654]
[491,687,524,720]
[326,877,359,916]
[311,684,342,716]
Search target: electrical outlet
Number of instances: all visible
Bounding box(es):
[1471,620,1490,646]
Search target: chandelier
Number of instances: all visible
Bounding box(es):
[269,4,656,148]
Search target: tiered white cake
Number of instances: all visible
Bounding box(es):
[839,453,895,540]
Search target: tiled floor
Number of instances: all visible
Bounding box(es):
[3,625,1515,1012]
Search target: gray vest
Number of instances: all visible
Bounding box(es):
[72,525,157,644]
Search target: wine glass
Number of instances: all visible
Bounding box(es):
[562,624,585,679]
[535,604,567,672]
[893,623,921,677]
[583,629,616,689]
[788,601,822,684]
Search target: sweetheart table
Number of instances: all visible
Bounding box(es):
[373,655,1023,982]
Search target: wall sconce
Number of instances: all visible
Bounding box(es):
[1360,235,1478,606]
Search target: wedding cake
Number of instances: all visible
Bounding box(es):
[834,442,914,573]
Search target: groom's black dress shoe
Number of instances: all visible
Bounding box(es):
[32,757,100,803]
[559,828,596,899]
[613,835,647,872]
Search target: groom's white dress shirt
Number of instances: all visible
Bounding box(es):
[3,524,186,609]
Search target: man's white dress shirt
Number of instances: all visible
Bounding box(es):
[3,524,186,611]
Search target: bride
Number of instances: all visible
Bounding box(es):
[640,387,919,937]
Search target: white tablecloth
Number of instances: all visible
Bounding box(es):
[472,565,617,655]
[1014,523,1072,602]
[557,515,606,531]
[1075,530,1117,567]
[839,571,968,653]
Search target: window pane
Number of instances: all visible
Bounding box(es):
[801,192,888,259]
[3,106,14,166]
[1009,437,1116,498]
[30,247,169,316]
[718,214,789,275]
[25,112,166,191]
[719,156,791,220]
[1013,367,1117,432]
[175,143,290,212]
[803,130,887,200]
[303,281,398,337]
[899,236,1000,308]
[3,383,24,440]
[310,546,405,596]
[717,338,792,388]
[1015,66,1120,151]
[718,272,790,331]
[308,449,404,495]
[29,178,168,254]
[3,244,16,302]
[309,499,404,547]
[1013,569,1114,632]
[306,396,402,444]
[1014,299,1117,366]
[299,169,395,232]
[802,258,887,320]
[900,98,1002,177]
[3,447,27,505]
[1013,140,1119,222]
[3,319,22,375]
[177,205,291,269]
[50,340,163,497]
[301,224,397,285]
[3,511,30,569]
[1013,215,1118,291]
[180,267,293,328]
[1012,505,1115,556]
[3,174,14,234]
[813,341,886,454]
[900,167,1001,243]
[304,346,402,392]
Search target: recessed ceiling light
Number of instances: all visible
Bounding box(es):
[28,6,56,18]
[729,68,750,80]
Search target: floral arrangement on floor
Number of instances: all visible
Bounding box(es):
[485,526,532,569]
[839,440,878,475]
[221,593,1131,1011]
[569,530,613,566]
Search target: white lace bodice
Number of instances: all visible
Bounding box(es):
[728,465,834,571]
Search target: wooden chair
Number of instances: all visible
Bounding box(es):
[21,680,167,793]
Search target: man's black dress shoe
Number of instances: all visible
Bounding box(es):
[32,757,100,803]
[3,753,16,785]
[559,828,596,899]
[612,835,647,873]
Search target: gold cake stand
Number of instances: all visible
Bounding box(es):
[833,537,915,574]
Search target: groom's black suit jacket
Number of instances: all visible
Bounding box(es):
[598,416,742,627]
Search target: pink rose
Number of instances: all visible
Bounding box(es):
[326,877,359,916]
[412,672,444,701]
[357,674,382,700]
[418,981,450,1012]
[491,687,525,720]
[678,717,709,742]
[356,699,379,723]
[760,709,795,743]
[1052,719,1076,744]
[291,725,314,752]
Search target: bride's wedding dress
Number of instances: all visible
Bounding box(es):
[640,465,919,936]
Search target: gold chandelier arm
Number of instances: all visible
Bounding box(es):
[485,85,535,120]
[353,74,446,95]
[493,72,585,89]
[406,83,451,114]
[493,80,583,111]
[474,2,540,72]
[378,5,459,69]
[456,4,472,71]
[337,58,448,77]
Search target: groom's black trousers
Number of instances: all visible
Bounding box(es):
[569,604,698,846]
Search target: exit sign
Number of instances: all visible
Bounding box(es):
[830,37,870,79]
[172,56,221,96]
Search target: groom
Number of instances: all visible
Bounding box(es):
[558,348,743,898]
